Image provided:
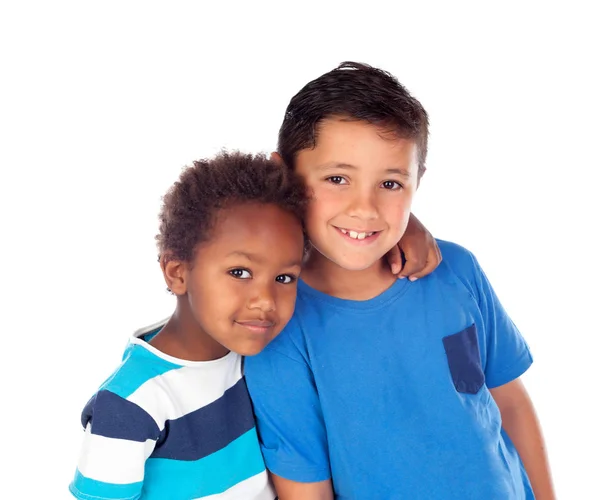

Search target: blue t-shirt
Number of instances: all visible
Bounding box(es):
[245,240,534,499]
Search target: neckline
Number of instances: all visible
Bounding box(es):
[297,276,410,311]
[130,329,238,368]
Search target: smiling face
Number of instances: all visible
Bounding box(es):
[181,202,304,356]
[296,117,419,272]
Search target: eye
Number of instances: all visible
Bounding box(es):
[326,176,348,185]
[381,180,402,190]
[229,268,252,279]
[275,274,297,284]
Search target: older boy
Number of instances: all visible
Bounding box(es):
[245,62,555,499]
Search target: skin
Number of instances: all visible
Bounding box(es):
[272,119,555,499]
[392,211,441,279]
[490,380,556,499]
[271,151,442,281]
[296,117,420,301]
[274,118,421,497]
[152,202,305,361]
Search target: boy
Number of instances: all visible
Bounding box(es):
[245,63,555,499]
[69,151,437,500]
[69,152,307,500]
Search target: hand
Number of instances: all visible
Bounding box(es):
[386,213,441,280]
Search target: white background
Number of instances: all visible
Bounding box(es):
[1,1,598,498]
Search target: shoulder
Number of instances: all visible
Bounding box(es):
[247,314,309,369]
[436,239,478,269]
[100,340,182,399]
[436,240,479,278]
[81,344,180,436]
[435,239,483,289]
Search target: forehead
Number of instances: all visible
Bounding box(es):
[300,118,418,172]
[202,202,304,260]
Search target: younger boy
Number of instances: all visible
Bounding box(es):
[69,152,307,500]
[245,63,555,499]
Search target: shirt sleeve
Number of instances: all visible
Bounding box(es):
[69,390,160,500]
[244,319,331,483]
[469,252,534,388]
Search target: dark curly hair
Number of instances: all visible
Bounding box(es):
[157,151,307,263]
[278,61,429,178]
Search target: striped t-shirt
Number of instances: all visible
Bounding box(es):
[70,322,275,500]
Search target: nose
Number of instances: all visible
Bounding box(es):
[247,282,276,313]
[347,187,378,220]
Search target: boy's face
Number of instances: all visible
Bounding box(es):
[295,118,419,272]
[184,203,304,356]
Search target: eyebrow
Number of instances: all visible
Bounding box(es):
[316,162,411,178]
[226,251,302,268]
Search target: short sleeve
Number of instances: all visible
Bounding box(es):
[69,390,160,500]
[470,253,534,388]
[244,319,331,483]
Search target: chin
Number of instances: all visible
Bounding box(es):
[330,254,384,272]
[232,342,269,357]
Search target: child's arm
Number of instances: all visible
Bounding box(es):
[69,390,158,500]
[245,320,333,497]
[446,243,555,497]
[387,212,441,280]
[490,379,556,500]
[272,475,334,500]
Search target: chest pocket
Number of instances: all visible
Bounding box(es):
[442,324,485,394]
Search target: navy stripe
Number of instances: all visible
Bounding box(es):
[82,390,161,442]
[151,377,255,461]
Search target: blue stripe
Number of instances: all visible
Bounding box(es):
[70,469,142,500]
[143,428,266,499]
[82,390,160,441]
[101,344,181,399]
[151,377,254,460]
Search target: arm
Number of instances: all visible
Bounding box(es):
[70,390,158,500]
[272,475,334,500]
[245,323,332,494]
[490,379,556,500]
[460,246,555,497]
[386,212,441,280]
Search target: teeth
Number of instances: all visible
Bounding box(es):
[340,228,374,240]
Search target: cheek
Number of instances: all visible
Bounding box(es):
[382,194,413,225]
[189,277,243,319]
[306,187,341,223]
[276,289,298,323]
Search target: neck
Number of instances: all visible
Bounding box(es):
[301,249,397,301]
[149,300,229,362]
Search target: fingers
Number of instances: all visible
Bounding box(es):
[396,212,442,280]
[401,241,442,280]
[385,244,403,275]
[398,249,428,280]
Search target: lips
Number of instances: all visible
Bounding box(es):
[335,226,381,243]
[237,320,274,327]
[235,319,275,334]
[338,228,375,240]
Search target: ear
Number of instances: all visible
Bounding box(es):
[160,253,188,295]
[269,151,283,164]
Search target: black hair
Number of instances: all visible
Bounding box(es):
[157,151,306,262]
[278,61,429,177]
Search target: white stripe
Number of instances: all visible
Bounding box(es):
[127,353,243,427]
[197,471,275,500]
[76,424,156,484]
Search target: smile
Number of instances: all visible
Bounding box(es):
[335,227,381,243]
